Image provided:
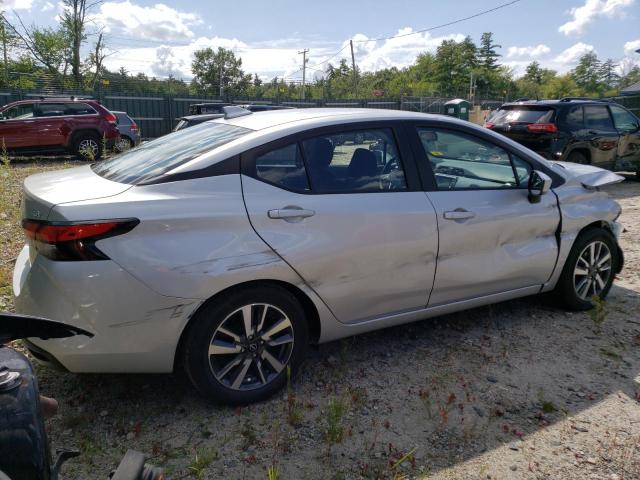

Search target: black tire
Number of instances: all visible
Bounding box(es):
[567,150,589,165]
[73,132,102,160]
[183,285,308,405]
[554,228,619,311]
[115,136,134,152]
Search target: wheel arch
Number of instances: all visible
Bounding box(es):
[173,279,321,371]
[565,147,591,164]
[69,128,101,148]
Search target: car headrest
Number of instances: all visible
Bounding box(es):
[348,148,378,178]
[304,137,334,168]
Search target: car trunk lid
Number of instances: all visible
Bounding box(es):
[22,165,132,221]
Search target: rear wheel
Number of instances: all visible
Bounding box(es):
[183,286,308,404]
[115,136,134,152]
[73,133,101,160]
[567,150,589,165]
[555,228,618,310]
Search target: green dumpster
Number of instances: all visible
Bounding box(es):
[444,99,471,121]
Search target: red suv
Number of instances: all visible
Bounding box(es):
[0,97,120,159]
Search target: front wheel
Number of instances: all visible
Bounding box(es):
[555,228,619,310]
[183,286,308,404]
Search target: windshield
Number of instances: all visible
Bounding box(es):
[92,122,251,184]
[491,106,555,125]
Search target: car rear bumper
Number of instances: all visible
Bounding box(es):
[12,245,200,373]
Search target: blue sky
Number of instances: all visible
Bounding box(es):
[4,0,640,80]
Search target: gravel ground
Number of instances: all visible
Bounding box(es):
[1,162,639,479]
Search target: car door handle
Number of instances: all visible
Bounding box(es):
[443,210,475,220]
[268,208,315,219]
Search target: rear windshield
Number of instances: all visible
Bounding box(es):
[92,122,251,184]
[491,106,555,125]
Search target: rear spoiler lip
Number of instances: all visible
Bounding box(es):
[579,171,625,189]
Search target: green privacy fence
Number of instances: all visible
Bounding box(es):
[2,84,639,139]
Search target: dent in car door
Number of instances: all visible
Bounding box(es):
[411,126,560,306]
[241,125,439,324]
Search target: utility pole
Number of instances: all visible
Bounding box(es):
[1,16,8,85]
[350,40,358,98]
[219,62,223,98]
[298,48,308,100]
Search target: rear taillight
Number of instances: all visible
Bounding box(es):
[104,112,118,125]
[130,122,138,131]
[22,219,138,261]
[527,123,558,133]
[483,122,494,129]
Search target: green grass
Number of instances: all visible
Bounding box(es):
[323,397,348,444]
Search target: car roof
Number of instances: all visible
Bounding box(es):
[214,108,457,131]
[3,98,99,107]
[179,114,225,121]
[501,99,612,108]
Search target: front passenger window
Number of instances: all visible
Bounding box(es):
[417,128,525,190]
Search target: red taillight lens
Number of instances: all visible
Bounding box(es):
[483,122,494,129]
[130,122,138,131]
[104,112,117,124]
[527,123,558,133]
[22,219,138,261]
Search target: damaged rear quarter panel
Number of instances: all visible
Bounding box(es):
[51,175,309,300]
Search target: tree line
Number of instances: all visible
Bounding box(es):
[1,16,639,101]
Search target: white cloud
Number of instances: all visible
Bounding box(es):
[103,28,468,81]
[91,1,202,42]
[3,0,34,9]
[623,39,640,55]
[41,1,54,11]
[553,42,595,64]
[506,44,551,58]
[349,29,466,72]
[559,0,635,36]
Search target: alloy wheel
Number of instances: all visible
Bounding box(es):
[208,303,295,391]
[573,240,612,300]
[79,138,99,158]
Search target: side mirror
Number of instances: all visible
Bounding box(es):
[528,170,552,203]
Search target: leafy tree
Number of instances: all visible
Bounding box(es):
[191,47,251,96]
[572,52,602,95]
[599,58,619,90]
[540,74,580,99]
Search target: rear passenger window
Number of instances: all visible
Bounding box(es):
[584,105,615,130]
[301,128,407,193]
[64,103,97,115]
[565,106,584,128]
[36,103,66,117]
[255,144,310,192]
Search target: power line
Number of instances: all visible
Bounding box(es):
[353,0,524,43]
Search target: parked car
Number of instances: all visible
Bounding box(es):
[14,108,624,405]
[174,113,224,131]
[240,104,295,112]
[0,97,120,159]
[113,111,141,150]
[484,98,640,174]
[188,102,233,115]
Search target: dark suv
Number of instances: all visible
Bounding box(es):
[485,98,640,173]
[0,97,120,159]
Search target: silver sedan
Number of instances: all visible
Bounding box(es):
[14,107,624,404]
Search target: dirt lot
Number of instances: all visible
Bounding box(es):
[1,162,639,479]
